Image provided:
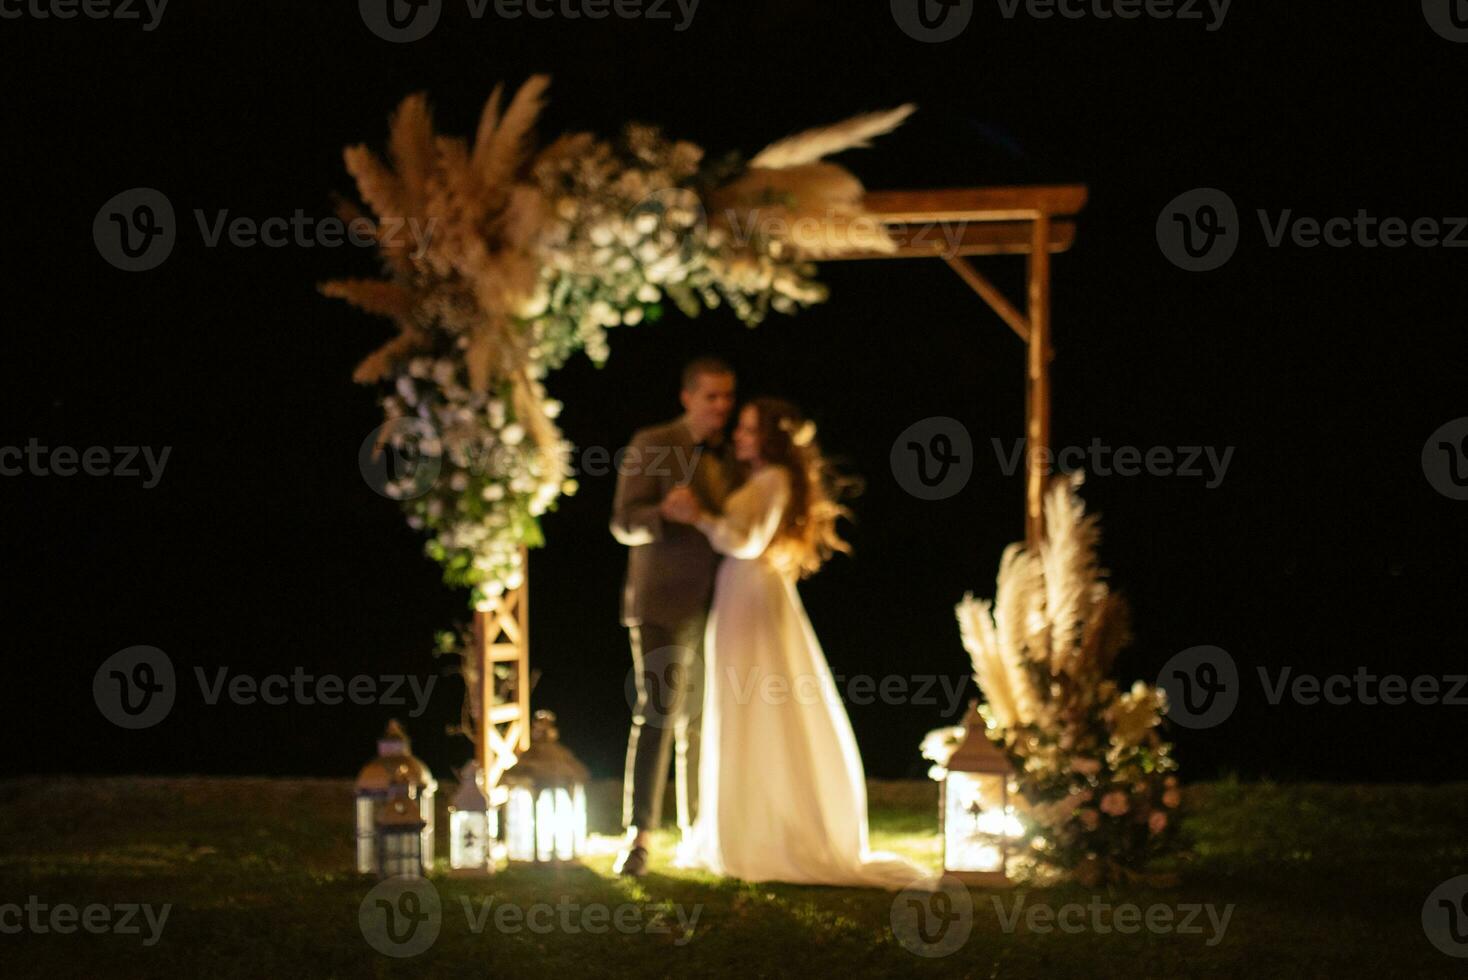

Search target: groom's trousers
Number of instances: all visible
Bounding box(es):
[622,615,706,832]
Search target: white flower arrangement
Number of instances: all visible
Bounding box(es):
[325,77,913,607]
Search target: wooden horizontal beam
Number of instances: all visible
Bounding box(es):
[825,219,1076,260]
[864,185,1088,223]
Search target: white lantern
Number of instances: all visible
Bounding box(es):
[355,720,438,875]
[502,711,588,865]
[941,700,1019,884]
[448,761,501,871]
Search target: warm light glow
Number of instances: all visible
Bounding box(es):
[536,789,555,862]
[507,787,534,861]
[450,809,489,870]
[506,783,587,863]
[944,770,1015,875]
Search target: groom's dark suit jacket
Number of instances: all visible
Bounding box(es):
[611,416,740,629]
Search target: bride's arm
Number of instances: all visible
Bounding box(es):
[694,467,789,559]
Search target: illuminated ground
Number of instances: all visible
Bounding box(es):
[0,777,1460,977]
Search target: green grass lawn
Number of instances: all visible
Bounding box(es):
[1,776,1463,978]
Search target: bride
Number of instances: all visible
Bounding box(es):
[659,397,932,890]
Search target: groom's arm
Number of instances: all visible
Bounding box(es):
[610,429,665,546]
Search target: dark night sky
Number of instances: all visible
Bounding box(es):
[3,2,1465,785]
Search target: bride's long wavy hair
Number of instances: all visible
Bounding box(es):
[746,397,857,578]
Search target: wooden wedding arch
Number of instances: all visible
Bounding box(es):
[472,183,1089,792]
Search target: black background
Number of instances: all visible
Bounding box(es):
[3,1,1465,785]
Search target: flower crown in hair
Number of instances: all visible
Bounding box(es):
[779,417,817,447]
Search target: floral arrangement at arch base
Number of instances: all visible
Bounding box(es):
[323,74,913,610]
[931,472,1182,886]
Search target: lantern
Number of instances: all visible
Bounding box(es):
[355,720,438,875]
[941,700,1020,884]
[448,761,501,871]
[501,710,588,865]
[375,796,427,879]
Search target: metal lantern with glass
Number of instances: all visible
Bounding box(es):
[942,700,1020,884]
[355,719,438,875]
[448,760,502,871]
[501,710,588,864]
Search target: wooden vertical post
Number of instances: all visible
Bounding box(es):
[476,608,493,787]
[474,546,532,792]
[515,547,530,752]
[1025,213,1052,549]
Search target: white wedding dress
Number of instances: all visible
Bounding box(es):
[674,465,933,889]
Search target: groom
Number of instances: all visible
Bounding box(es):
[610,356,739,877]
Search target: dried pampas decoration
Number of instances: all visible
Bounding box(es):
[708,103,916,258]
[956,472,1132,729]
